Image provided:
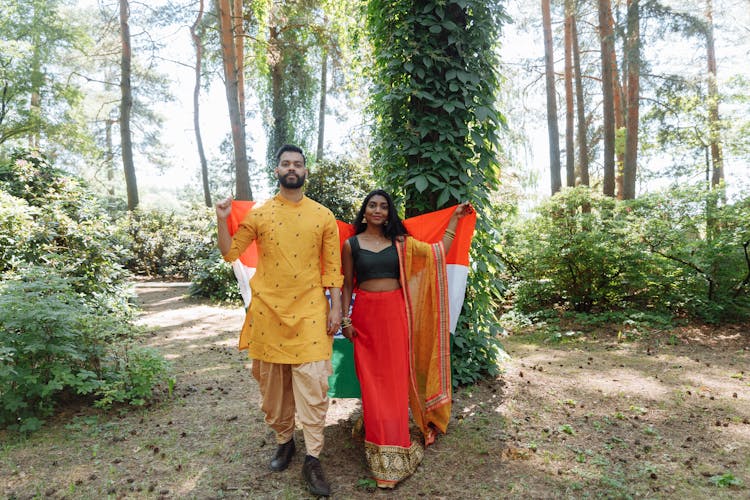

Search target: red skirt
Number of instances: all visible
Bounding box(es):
[351,288,423,487]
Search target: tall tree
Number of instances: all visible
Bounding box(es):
[598,0,616,197]
[191,0,211,207]
[542,0,562,194]
[0,0,89,153]
[610,9,625,199]
[571,6,589,186]
[264,2,319,170]
[622,0,640,200]
[119,0,138,210]
[705,0,723,188]
[216,0,252,200]
[564,0,575,187]
[316,47,327,160]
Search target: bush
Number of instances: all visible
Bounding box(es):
[114,204,217,279]
[0,151,171,432]
[189,249,243,303]
[0,266,171,432]
[630,186,750,322]
[501,185,750,323]
[0,151,134,318]
[304,157,376,222]
[506,187,656,313]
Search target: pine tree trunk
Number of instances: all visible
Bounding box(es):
[542,0,562,195]
[611,14,625,199]
[598,0,616,197]
[706,0,723,188]
[269,24,286,165]
[217,0,252,200]
[564,0,575,187]
[317,48,327,161]
[192,0,211,207]
[119,0,139,210]
[572,13,589,186]
[622,0,640,200]
[105,117,115,196]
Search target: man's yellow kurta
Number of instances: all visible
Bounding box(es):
[222,195,343,363]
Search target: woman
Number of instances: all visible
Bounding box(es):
[340,189,471,488]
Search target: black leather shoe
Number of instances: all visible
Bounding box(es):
[269,439,296,471]
[302,455,331,497]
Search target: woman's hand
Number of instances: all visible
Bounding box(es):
[342,325,358,341]
[453,201,473,220]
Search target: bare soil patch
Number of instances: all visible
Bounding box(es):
[1,281,748,499]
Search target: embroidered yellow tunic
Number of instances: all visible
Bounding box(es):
[222,195,343,363]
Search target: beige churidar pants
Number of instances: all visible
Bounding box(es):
[251,359,332,458]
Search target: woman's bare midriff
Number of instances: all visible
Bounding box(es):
[357,277,401,292]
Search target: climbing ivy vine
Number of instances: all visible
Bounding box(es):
[367,0,510,384]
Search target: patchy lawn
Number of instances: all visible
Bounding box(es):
[1,281,748,499]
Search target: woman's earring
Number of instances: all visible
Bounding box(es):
[361,217,367,224]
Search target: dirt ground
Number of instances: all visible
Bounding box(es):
[1,281,749,499]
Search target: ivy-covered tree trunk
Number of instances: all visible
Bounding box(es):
[119,0,139,210]
[542,0,562,195]
[368,0,508,384]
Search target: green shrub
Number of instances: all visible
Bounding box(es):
[0,266,170,432]
[0,191,36,271]
[189,249,243,303]
[501,185,750,323]
[94,346,173,409]
[0,151,134,318]
[507,187,656,314]
[304,157,376,222]
[113,205,217,279]
[0,151,171,432]
[630,186,750,322]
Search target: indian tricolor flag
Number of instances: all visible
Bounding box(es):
[226,200,477,397]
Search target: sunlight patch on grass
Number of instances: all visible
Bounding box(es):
[174,466,206,496]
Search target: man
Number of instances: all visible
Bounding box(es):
[216,144,342,497]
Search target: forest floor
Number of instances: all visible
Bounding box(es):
[1,280,749,499]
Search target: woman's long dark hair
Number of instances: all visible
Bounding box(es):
[352,189,407,241]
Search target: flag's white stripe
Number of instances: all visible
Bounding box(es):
[447,264,469,334]
[232,261,256,308]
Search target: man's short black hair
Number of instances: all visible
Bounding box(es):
[275,144,306,166]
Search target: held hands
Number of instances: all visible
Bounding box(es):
[215,196,233,219]
[327,308,342,336]
[341,324,357,341]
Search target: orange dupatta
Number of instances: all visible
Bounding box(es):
[396,237,452,443]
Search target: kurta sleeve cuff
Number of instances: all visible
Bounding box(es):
[222,246,240,262]
[321,273,344,288]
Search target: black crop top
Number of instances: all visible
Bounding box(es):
[349,236,400,283]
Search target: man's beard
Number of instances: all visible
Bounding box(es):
[278,172,306,189]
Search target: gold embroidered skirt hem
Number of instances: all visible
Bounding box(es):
[364,440,424,487]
